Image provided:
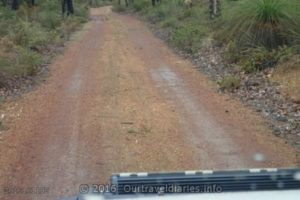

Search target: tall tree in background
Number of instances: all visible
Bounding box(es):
[62,0,74,16]
[23,0,35,7]
[29,0,35,6]
[152,0,161,7]
[1,0,35,9]
[118,0,134,7]
[11,0,19,10]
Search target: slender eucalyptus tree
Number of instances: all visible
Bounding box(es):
[62,0,74,16]
[209,0,221,19]
[152,0,161,7]
[11,0,19,10]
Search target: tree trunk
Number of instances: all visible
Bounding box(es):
[213,0,217,16]
[152,0,161,7]
[11,0,19,10]
[62,0,74,16]
[151,0,155,6]
[209,0,221,19]
[27,0,35,6]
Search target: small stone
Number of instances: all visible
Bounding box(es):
[273,128,282,136]
[275,115,288,122]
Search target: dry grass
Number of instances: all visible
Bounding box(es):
[271,55,300,103]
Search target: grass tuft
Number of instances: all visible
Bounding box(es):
[218,75,241,91]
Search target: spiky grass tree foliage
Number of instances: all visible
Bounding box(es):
[221,0,299,49]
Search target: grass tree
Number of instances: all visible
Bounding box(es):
[221,0,300,49]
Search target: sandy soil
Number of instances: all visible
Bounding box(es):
[0,7,298,200]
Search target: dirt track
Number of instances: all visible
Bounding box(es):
[0,7,298,200]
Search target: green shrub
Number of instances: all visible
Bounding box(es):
[17,48,43,76]
[218,75,240,91]
[132,0,150,12]
[38,10,61,30]
[225,40,241,63]
[0,7,16,37]
[59,17,82,39]
[148,5,168,22]
[112,3,126,12]
[145,1,182,24]
[38,0,60,11]
[89,0,112,7]
[0,58,12,78]
[0,6,16,20]
[0,46,42,77]
[238,46,292,73]
[0,0,88,88]
[177,9,192,20]
[160,16,178,28]
[8,21,50,51]
[288,23,300,48]
[73,3,89,22]
[170,23,207,53]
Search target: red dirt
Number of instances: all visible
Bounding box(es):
[0,7,298,200]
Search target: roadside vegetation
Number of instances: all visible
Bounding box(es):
[0,0,88,90]
[114,0,300,96]
[89,0,113,7]
[114,0,300,139]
